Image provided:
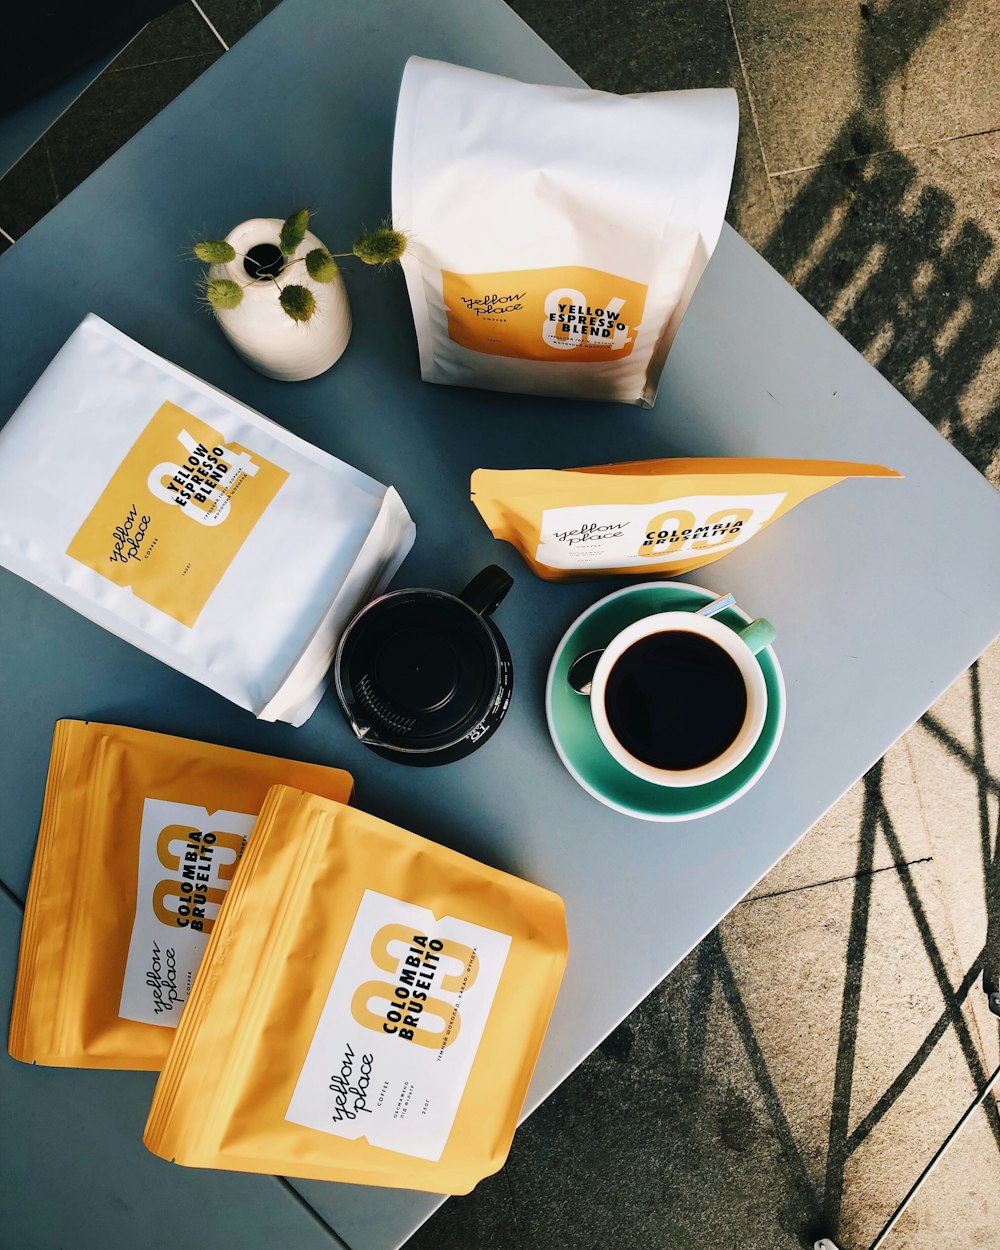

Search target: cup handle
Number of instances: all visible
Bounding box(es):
[738,618,775,655]
[459,565,513,618]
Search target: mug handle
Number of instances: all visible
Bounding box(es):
[739,618,775,655]
[459,565,513,618]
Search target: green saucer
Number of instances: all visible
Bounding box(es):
[545,582,786,822]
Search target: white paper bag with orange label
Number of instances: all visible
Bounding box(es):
[392,57,738,407]
[0,315,414,724]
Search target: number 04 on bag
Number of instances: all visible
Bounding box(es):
[144,788,568,1193]
[393,57,739,406]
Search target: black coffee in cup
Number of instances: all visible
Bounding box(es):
[604,631,747,771]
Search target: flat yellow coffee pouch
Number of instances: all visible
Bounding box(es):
[8,721,352,1070]
[144,786,568,1194]
[472,457,901,580]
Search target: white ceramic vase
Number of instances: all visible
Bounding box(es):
[208,217,352,381]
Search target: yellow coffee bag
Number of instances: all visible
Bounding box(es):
[8,721,352,1070]
[471,457,901,580]
[144,786,568,1194]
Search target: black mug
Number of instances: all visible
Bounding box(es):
[334,566,514,766]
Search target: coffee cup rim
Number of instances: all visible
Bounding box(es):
[589,610,769,788]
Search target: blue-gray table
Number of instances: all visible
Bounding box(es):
[2,2,999,1248]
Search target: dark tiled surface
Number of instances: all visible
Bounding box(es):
[405,1168,522,1250]
[506,0,739,91]
[0,4,223,243]
[196,0,267,46]
[0,42,126,181]
[114,1,223,70]
[0,138,59,249]
[44,54,220,201]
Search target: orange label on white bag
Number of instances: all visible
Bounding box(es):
[67,401,288,626]
[442,265,648,362]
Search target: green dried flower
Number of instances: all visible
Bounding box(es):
[305,247,339,283]
[352,226,407,266]
[193,239,237,264]
[205,278,244,311]
[279,284,316,322]
[279,208,311,256]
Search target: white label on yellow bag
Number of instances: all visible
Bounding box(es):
[286,889,511,1161]
[119,798,253,1026]
[535,492,787,569]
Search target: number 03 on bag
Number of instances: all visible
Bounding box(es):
[144,788,568,1193]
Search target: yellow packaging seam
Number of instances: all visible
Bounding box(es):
[8,720,73,1061]
[54,729,109,1058]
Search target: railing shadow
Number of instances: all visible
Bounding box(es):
[762,0,1000,484]
[696,663,1000,1247]
[706,1,1000,1240]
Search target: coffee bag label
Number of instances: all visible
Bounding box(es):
[119,798,253,1027]
[441,265,648,362]
[286,889,511,1161]
[536,492,787,570]
[66,400,289,626]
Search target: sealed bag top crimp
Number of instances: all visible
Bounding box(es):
[0,315,415,725]
[144,787,569,1194]
[8,721,354,1070]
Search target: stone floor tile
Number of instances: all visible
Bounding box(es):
[745,737,933,901]
[112,1,222,71]
[729,74,783,258]
[725,860,999,1248]
[504,0,780,253]
[831,1031,1000,1249]
[403,1168,521,1250]
[0,41,128,181]
[896,0,1000,148]
[195,0,264,47]
[766,132,1000,486]
[882,1107,1000,1249]
[506,0,737,94]
[503,942,811,1250]
[904,635,1000,1071]
[434,854,1000,1250]
[727,0,999,174]
[727,0,864,173]
[0,138,60,242]
[44,55,220,202]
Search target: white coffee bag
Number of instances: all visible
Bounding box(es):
[393,57,738,408]
[0,315,414,725]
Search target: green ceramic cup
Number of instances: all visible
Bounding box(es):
[545,582,786,822]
